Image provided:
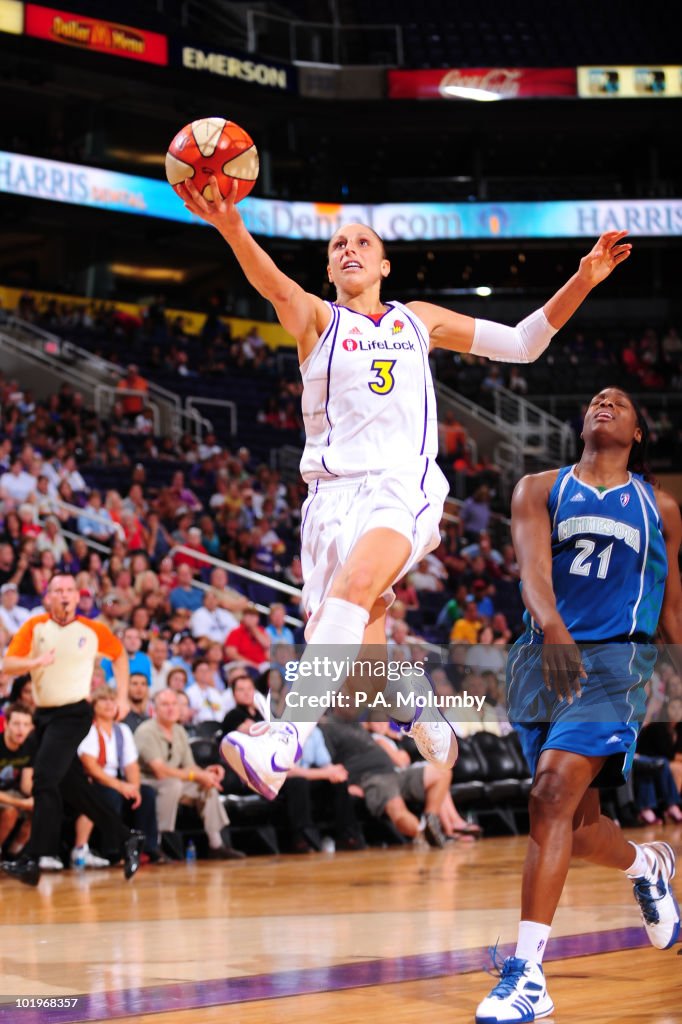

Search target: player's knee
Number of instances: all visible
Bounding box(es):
[528,770,571,820]
[333,563,377,606]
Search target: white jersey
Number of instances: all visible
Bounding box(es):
[299,301,438,482]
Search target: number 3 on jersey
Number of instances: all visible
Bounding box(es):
[368,359,396,395]
[569,539,613,580]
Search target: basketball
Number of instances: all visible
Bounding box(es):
[165,117,259,203]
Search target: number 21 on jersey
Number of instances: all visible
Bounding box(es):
[368,359,396,395]
[569,539,613,580]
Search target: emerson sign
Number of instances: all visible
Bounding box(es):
[173,40,296,92]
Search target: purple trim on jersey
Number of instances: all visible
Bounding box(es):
[419,457,429,497]
[415,503,429,522]
[322,305,341,476]
[400,307,430,456]
[332,301,395,326]
[320,454,337,477]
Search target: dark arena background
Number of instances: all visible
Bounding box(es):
[0,2,680,1022]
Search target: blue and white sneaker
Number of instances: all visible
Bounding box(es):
[391,674,458,769]
[475,956,554,1024]
[631,841,680,950]
[220,721,301,801]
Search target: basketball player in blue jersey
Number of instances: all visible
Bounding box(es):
[476,387,681,1024]
[179,174,631,800]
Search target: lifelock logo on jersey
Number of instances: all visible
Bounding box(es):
[342,338,415,352]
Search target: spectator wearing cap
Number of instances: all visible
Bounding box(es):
[0,583,30,637]
[95,592,128,634]
[471,579,495,620]
[170,631,197,685]
[190,589,238,647]
[102,627,152,685]
[148,637,173,695]
[224,606,270,671]
[77,588,98,620]
[169,563,203,614]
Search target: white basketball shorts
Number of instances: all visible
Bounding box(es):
[300,456,449,639]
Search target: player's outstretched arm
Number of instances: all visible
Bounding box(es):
[511,472,586,701]
[178,176,328,357]
[410,230,631,361]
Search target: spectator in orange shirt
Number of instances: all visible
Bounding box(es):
[116,364,148,418]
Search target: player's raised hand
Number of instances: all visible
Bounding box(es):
[578,230,632,287]
[178,175,242,236]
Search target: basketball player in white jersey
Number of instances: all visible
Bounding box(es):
[179,174,631,800]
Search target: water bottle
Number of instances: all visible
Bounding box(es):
[185,839,197,864]
[72,847,86,871]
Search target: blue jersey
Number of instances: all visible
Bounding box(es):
[539,466,667,642]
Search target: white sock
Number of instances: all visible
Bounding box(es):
[207,831,223,849]
[515,920,551,964]
[280,597,369,745]
[625,841,651,879]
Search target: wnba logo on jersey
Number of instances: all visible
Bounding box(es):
[342,338,359,351]
[620,492,630,507]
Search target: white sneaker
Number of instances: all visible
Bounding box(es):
[71,846,110,869]
[220,721,301,800]
[631,841,680,950]
[392,675,458,769]
[475,957,554,1023]
[39,856,64,871]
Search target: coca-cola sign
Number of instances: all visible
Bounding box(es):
[388,68,577,101]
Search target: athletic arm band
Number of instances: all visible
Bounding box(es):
[470,308,557,363]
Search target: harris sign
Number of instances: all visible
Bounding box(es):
[1,150,680,241]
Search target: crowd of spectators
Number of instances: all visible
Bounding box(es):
[434,323,682,470]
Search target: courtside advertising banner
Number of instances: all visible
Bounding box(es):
[388,67,577,100]
[170,38,296,93]
[24,3,168,64]
[1,150,681,240]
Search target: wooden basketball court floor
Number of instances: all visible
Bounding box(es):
[1,826,680,1024]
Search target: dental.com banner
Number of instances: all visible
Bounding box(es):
[1,149,681,240]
